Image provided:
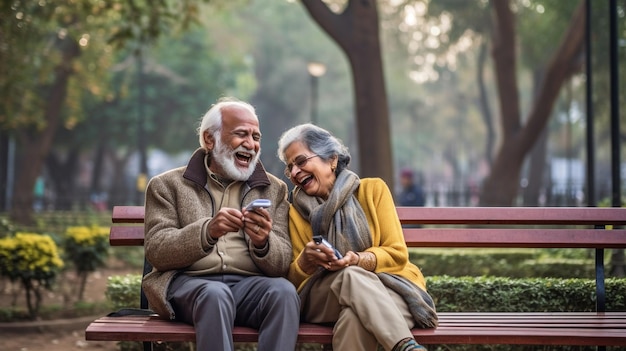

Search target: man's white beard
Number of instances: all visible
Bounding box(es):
[212,137,260,181]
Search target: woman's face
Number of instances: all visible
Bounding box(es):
[284,141,336,200]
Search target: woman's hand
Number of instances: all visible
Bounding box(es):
[297,242,361,273]
[324,251,359,271]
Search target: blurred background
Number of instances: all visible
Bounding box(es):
[1,0,624,226]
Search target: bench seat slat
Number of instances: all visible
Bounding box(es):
[86,314,626,345]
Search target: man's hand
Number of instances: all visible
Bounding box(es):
[207,208,245,240]
[242,207,272,248]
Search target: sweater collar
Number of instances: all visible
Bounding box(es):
[183,148,270,189]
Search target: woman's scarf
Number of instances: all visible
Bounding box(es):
[292,170,438,328]
[293,170,371,254]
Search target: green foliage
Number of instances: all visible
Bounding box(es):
[0,217,16,238]
[106,274,143,311]
[0,233,64,318]
[429,276,626,312]
[63,225,110,300]
[598,196,626,208]
[0,232,64,284]
[410,248,598,278]
[0,210,110,242]
[64,225,110,273]
[111,246,146,269]
[517,0,581,67]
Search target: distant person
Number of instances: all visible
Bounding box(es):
[278,123,437,351]
[142,97,299,351]
[33,176,45,212]
[398,168,425,207]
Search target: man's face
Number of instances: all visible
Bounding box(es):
[206,105,261,181]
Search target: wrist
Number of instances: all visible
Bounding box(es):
[353,251,361,266]
[206,231,219,244]
[297,254,317,275]
[356,251,376,271]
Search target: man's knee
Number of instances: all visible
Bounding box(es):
[264,278,299,308]
[272,277,297,292]
[195,281,234,306]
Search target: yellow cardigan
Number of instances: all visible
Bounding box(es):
[287,177,427,292]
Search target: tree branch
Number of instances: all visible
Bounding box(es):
[519,0,585,153]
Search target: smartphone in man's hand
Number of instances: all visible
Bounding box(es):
[312,235,343,259]
[245,199,271,211]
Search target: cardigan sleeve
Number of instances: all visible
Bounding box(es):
[357,178,410,274]
[286,205,314,290]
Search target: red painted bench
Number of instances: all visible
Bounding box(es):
[86,206,626,349]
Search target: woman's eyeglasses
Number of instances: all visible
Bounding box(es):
[284,154,318,178]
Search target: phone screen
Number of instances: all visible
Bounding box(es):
[245,199,271,210]
[312,235,343,259]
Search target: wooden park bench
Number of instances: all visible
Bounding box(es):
[86,205,626,350]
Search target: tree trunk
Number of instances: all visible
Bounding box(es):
[10,36,80,224]
[46,148,80,210]
[476,39,495,167]
[523,69,548,206]
[610,250,625,278]
[0,132,9,212]
[300,0,393,188]
[480,0,585,206]
[90,136,107,195]
[108,150,133,207]
[524,127,548,206]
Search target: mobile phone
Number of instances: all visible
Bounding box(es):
[312,235,343,259]
[245,199,271,211]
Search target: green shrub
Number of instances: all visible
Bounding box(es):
[106,274,143,310]
[110,246,146,269]
[428,276,626,312]
[409,248,598,278]
[0,232,64,319]
[0,217,16,239]
[64,225,110,300]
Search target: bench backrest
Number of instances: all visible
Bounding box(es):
[109,205,626,312]
[110,205,626,248]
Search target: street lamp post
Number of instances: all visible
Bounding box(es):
[307,62,326,125]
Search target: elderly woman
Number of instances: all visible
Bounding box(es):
[277,124,437,351]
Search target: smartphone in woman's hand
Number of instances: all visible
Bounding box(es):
[312,235,343,259]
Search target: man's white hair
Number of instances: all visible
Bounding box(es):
[197,97,257,149]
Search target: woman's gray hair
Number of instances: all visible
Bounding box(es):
[197,97,256,148]
[277,123,351,174]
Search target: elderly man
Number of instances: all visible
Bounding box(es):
[142,97,299,351]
